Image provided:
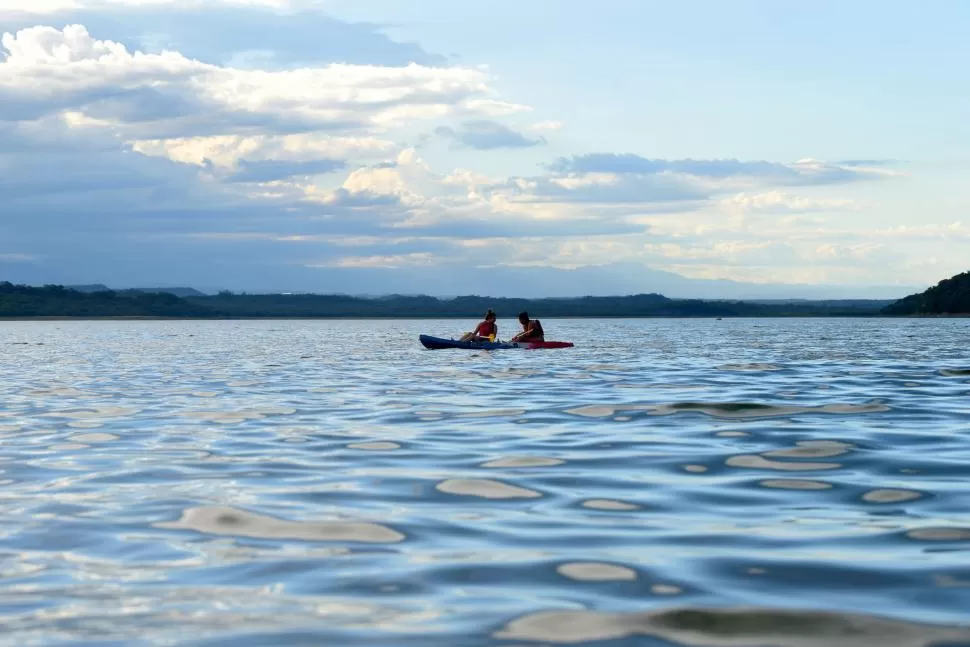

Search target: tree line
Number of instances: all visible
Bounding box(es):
[0,281,901,318]
[881,271,970,315]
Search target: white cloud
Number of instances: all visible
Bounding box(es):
[461,98,532,117]
[0,25,510,139]
[0,0,298,14]
[0,253,37,262]
[549,172,620,190]
[0,23,932,295]
[722,191,859,214]
[315,252,436,269]
[131,134,394,169]
[530,120,564,131]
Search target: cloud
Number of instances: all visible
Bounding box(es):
[226,158,345,183]
[1,2,446,69]
[435,120,545,150]
[0,253,37,262]
[130,134,394,170]
[0,25,500,138]
[721,191,859,214]
[548,153,893,185]
[0,18,925,296]
[530,120,564,131]
[0,0,298,13]
[837,159,900,167]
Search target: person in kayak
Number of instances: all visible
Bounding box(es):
[512,311,544,342]
[460,309,498,342]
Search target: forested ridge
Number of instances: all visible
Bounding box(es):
[0,281,892,318]
[882,271,970,315]
[0,283,216,317]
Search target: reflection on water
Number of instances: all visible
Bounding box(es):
[157,506,406,543]
[1,317,970,645]
[495,607,970,646]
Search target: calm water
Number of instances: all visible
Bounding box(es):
[2,318,970,646]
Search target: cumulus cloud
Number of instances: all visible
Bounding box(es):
[721,191,859,214]
[0,25,498,138]
[435,120,545,150]
[529,120,564,131]
[130,134,394,173]
[0,18,925,296]
[548,153,894,185]
[0,0,299,14]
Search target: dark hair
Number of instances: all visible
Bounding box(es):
[485,309,496,320]
[518,311,529,321]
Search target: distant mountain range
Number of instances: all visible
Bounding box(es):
[3,270,964,318]
[0,281,898,318]
[23,262,917,301]
[68,285,207,298]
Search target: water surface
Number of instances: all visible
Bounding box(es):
[2,318,970,646]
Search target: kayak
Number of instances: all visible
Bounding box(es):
[419,334,574,350]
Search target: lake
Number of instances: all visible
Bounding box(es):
[1,318,969,646]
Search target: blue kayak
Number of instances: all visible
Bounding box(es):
[419,334,574,350]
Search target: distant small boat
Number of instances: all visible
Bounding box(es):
[419,334,574,350]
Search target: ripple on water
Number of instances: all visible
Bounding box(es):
[183,407,296,423]
[652,584,683,595]
[43,406,139,419]
[717,363,783,371]
[481,456,564,468]
[581,499,642,511]
[727,455,842,471]
[4,319,970,644]
[565,404,650,418]
[763,440,854,459]
[68,432,120,443]
[347,442,402,451]
[435,479,542,499]
[906,528,970,542]
[494,607,970,646]
[862,489,923,503]
[940,368,970,377]
[760,479,834,490]
[67,421,105,429]
[651,401,890,419]
[557,562,637,581]
[155,506,405,543]
[457,409,527,418]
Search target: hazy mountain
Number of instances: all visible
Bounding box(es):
[247,264,919,301]
[123,287,208,298]
[67,284,112,293]
[24,264,922,301]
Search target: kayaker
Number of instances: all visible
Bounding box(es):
[460,309,498,342]
[511,311,544,342]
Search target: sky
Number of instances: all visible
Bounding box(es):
[1,0,967,298]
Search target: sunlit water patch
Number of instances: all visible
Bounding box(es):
[1,318,970,645]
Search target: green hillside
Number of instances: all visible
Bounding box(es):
[882,271,970,315]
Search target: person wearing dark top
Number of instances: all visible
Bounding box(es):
[460,309,498,342]
[512,311,544,342]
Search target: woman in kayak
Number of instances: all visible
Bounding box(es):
[460,309,498,342]
[512,311,544,342]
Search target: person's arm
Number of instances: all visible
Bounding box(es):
[512,322,534,341]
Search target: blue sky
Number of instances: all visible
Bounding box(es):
[1,0,967,297]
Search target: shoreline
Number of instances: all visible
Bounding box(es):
[3,314,966,322]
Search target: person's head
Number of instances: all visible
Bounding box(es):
[518,311,529,325]
[484,309,496,322]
